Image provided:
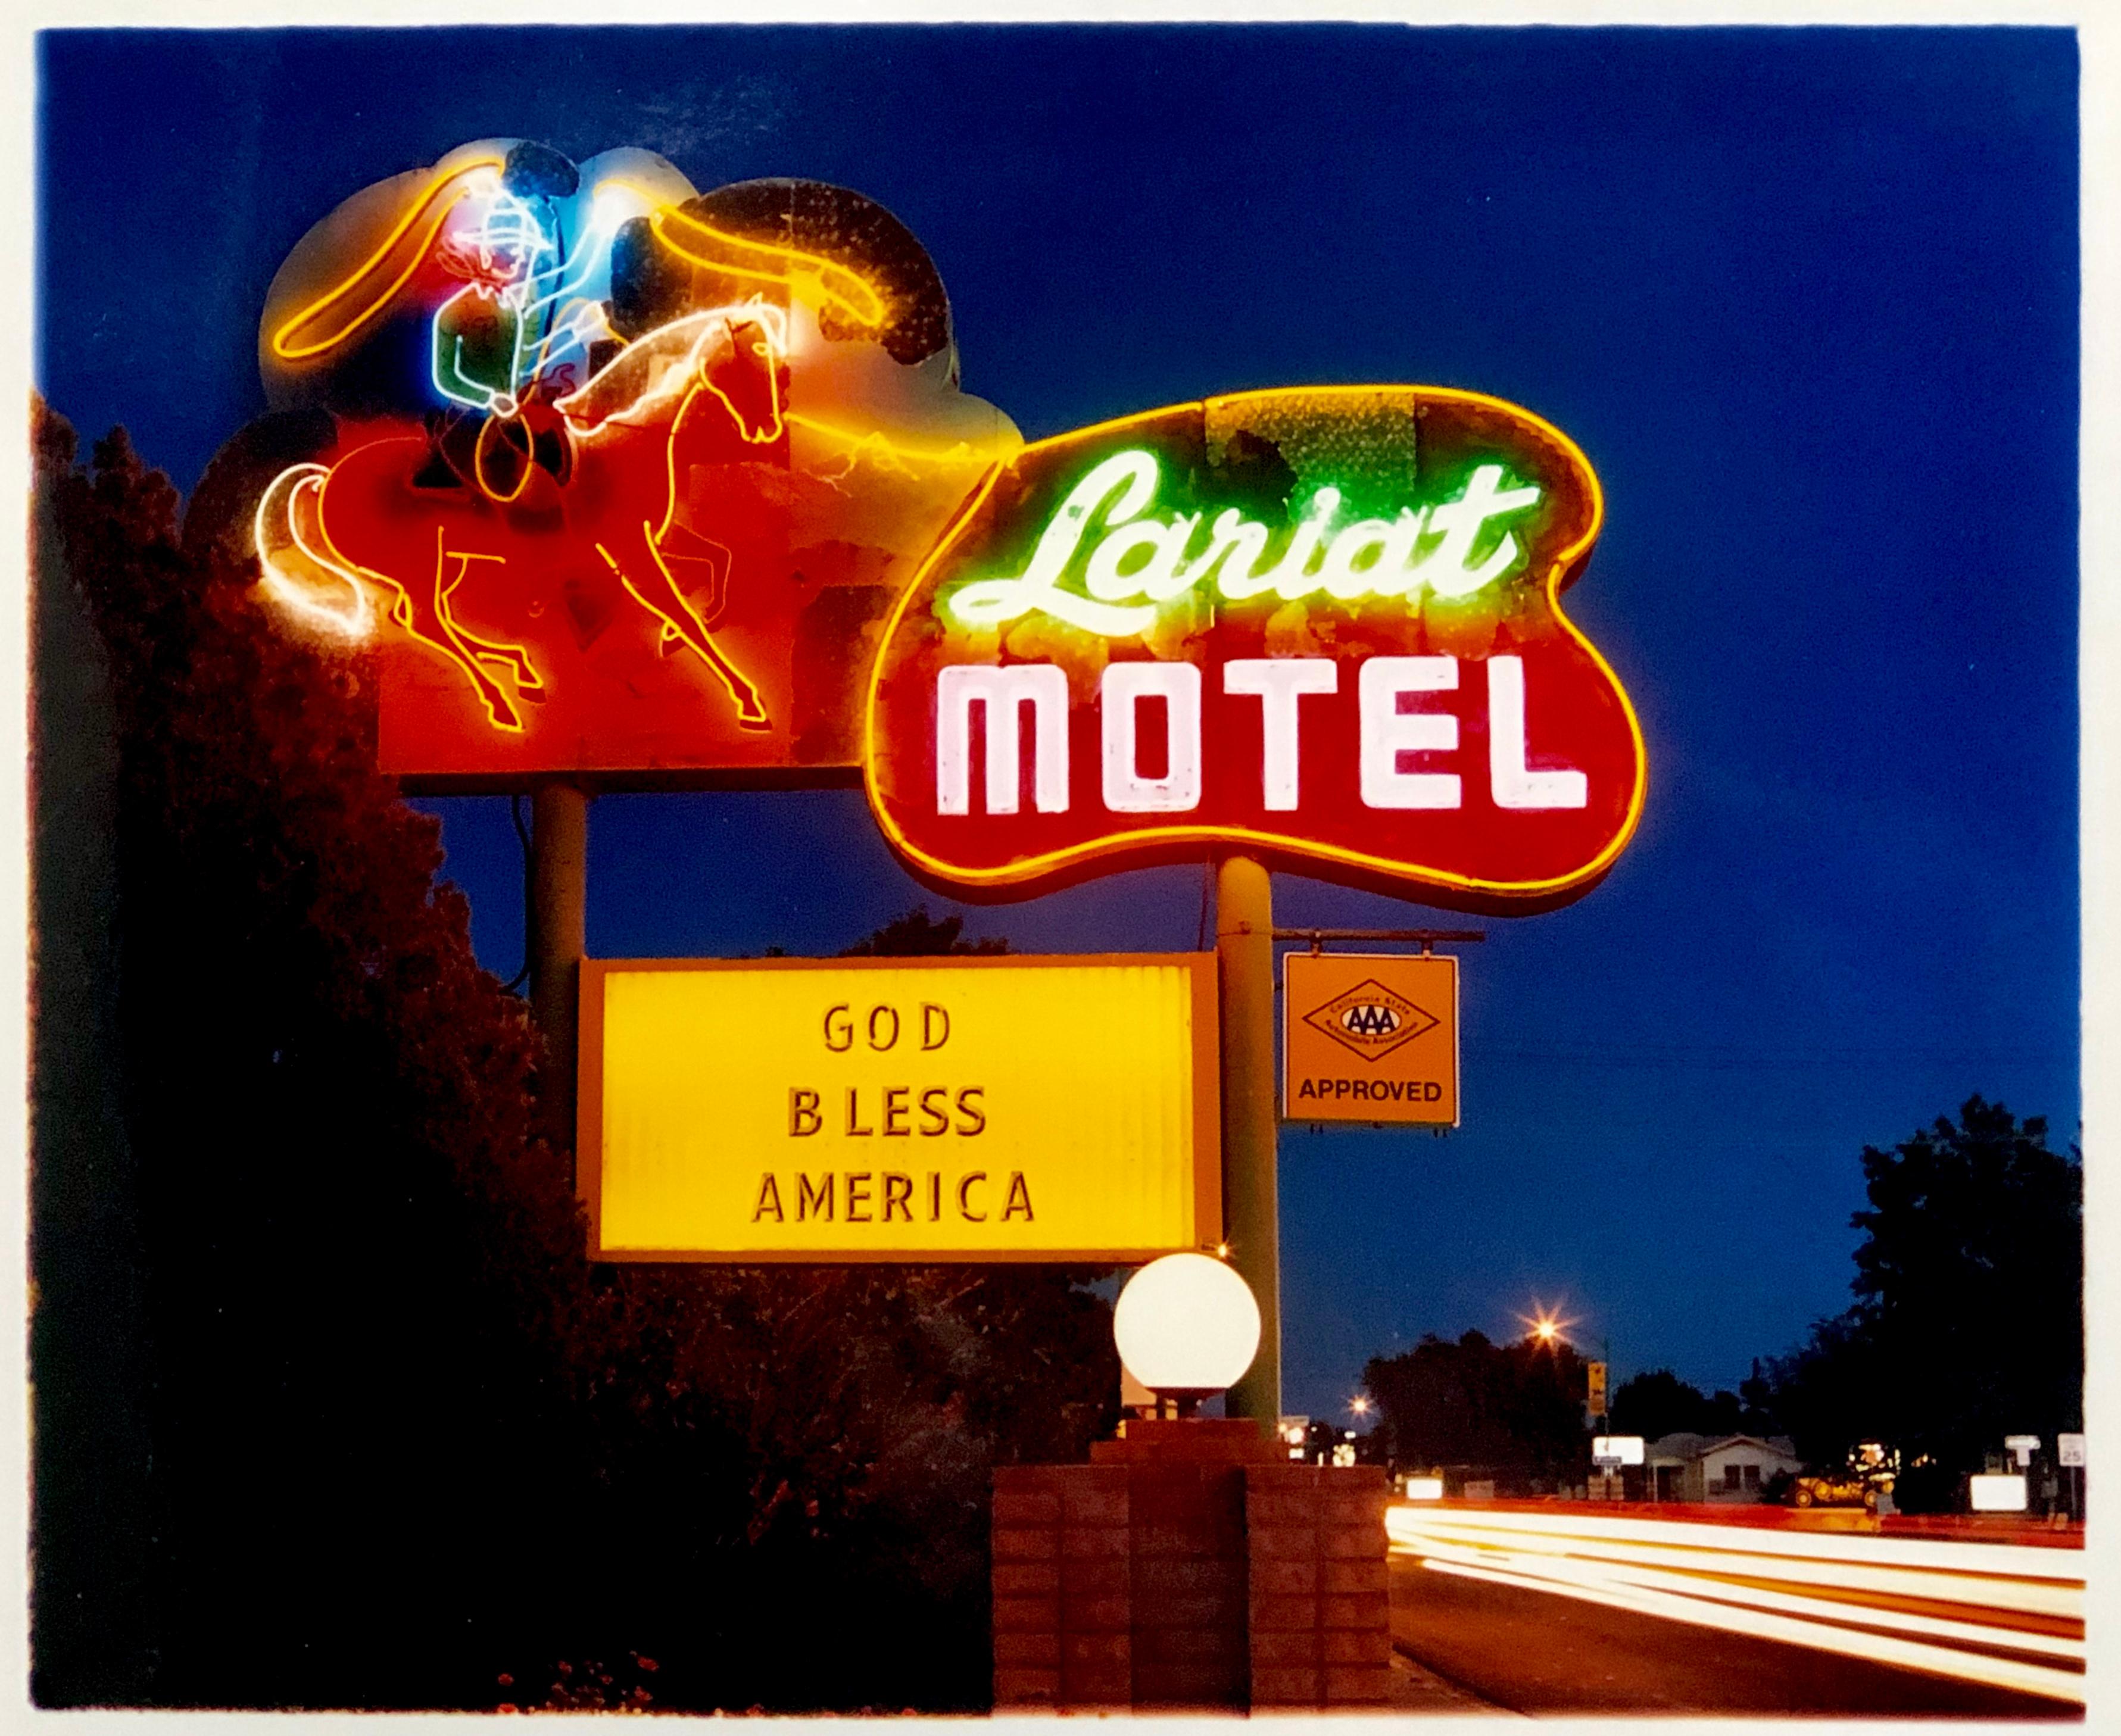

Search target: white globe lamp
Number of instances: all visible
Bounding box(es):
[1113,1251,1262,1415]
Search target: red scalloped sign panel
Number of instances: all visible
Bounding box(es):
[863,387,1646,911]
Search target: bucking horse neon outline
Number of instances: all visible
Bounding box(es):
[257,160,890,734]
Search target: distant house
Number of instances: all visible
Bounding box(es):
[1645,1432,1800,1503]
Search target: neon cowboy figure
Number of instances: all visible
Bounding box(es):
[422,145,614,497]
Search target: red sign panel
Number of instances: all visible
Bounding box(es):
[243,141,1016,785]
[863,388,1645,910]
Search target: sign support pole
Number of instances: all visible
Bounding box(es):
[1217,854,1280,1426]
[528,779,591,1150]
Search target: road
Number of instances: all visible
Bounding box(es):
[1390,1557,2075,1718]
[1386,1505,2082,1719]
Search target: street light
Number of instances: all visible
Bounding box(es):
[1113,1251,1261,1416]
[1349,1395,1372,1419]
[1520,1298,1575,1348]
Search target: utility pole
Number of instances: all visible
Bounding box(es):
[527,779,591,1151]
[1217,855,1279,1426]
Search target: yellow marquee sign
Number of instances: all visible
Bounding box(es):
[579,954,1220,1260]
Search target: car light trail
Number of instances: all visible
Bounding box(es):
[1388,1505,2083,1706]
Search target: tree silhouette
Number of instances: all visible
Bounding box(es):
[1610,1367,1776,1442]
[1764,1097,2080,1496]
[1364,1329,1589,1483]
[30,413,1117,1711]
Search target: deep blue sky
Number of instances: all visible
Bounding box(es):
[38,25,2079,1419]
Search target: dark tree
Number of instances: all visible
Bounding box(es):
[1611,1367,1776,1442]
[1610,1369,1711,1442]
[1764,1097,2081,1487]
[1364,1329,1589,1483]
[33,408,606,1708]
[30,417,1119,1713]
[839,906,1006,958]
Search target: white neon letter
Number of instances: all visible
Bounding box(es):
[1086,513,1201,604]
[1269,486,1343,600]
[946,449,1161,636]
[1360,656,1460,809]
[1416,466,1540,600]
[1223,658,1337,810]
[935,664,1070,816]
[1100,662,1202,813]
[1319,517,1396,600]
[1488,655,1587,809]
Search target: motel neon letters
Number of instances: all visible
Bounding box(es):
[865,388,1647,909]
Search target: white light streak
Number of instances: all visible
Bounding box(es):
[1389,1503,2083,1707]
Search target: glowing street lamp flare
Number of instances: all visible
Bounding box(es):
[1520,1299,1577,1345]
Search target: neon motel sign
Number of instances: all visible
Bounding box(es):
[864,387,1646,910]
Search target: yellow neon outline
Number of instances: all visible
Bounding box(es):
[700,314,785,446]
[269,156,506,362]
[594,177,887,330]
[860,385,1648,904]
[472,411,535,504]
[254,464,375,639]
[784,411,1008,479]
[296,463,536,733]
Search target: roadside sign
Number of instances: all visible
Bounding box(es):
[2005,1434,2041,1466]
[1587,1360,1608,1417]
[2058,1434,2086,1468]
[580,953,1219,1260]
[862,388,1647,911]
[1969,1473,2029,1513]
[1283,951,1459,1125]
[1592,1435,1645,1468]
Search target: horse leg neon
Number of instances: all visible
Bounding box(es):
[433,549,544,696]
[598,519,768,729]
[400,529,523,730]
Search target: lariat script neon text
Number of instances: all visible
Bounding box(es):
[944,449,1542,637]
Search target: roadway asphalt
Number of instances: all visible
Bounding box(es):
[1388,1555,2081,1719]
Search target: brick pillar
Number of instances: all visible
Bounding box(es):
[993,1426,1389,1712]
[1059,1469,1132,1706]
[993,1465,1132,1709]
[991,1469,1062,1707]
[1246,1463,1392,1709]
[1128,1461,1249,1706]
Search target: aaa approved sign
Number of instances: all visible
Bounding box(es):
[581,954,1219,1260]
[1283,951,1459,1126]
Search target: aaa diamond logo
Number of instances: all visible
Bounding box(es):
[1302,979,1440,1063]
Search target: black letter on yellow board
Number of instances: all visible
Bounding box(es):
[919,1088,950,1135]
[922,1004,950,1050]
[824,1005,853,1051]
[882,1172,913,1221]
[1002,1172,1034,1222]
[790,1088,821,1136]
[846,1088,874,1136]
[798,1172,834,1221]
[956,1087,987,1135]
[753,1173,785,1223]
[884,1087,910,1135]
[846,1172,874,1222]
[958,1172,988,1222]
[928,1172,941,1220]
